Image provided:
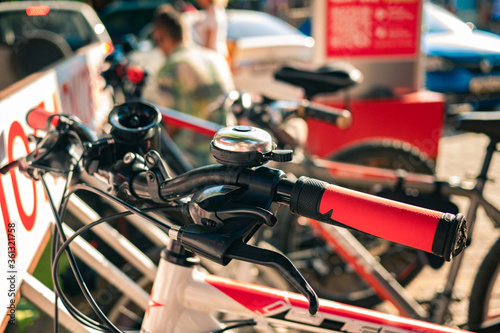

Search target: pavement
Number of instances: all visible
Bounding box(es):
[374,117,500,328]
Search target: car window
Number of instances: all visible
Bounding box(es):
[227,11,303,40]
[0,9,98,51]
[100,8,158,43]
[423,3,471,34]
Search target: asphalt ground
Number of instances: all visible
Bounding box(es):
[374,116,500,328]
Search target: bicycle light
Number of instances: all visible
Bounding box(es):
[108,101,162,159]
[210,126,293,167]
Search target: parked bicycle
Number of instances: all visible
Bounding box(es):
[213,73,436,308]
[0,101,468,332]
[97,50,500,330]
[101,48,148,104]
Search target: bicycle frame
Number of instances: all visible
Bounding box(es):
[140,239,472,333]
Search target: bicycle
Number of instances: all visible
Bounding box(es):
[98,59,450,310]
[101,49,148,105]
[158,90,500,331]
[98,55,500,329]
[209,89,436,308]
[0,101,468,333]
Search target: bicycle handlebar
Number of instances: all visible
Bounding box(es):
[136,165,465,261]
[20,105,467,263]
[26,106,59,129]
[295,100,352,129]
[229,93,352,132]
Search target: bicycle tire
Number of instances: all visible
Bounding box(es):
[273,139,436,308]
[468,236,500,330]
[331,139,435,174]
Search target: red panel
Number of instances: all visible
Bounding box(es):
[306,91,445,160]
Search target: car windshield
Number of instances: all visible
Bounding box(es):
[227,10,303,40]
[0,9,98,50]
[100,7,158,43]
[423,2,472,34]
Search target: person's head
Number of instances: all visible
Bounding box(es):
[152,5,184,56]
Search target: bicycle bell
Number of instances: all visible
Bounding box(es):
[210,125,293,167]
[108,101,162,158]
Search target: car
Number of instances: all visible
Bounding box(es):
[0,1,112,91]
[423,2,500,111]
[124,8,314,101]
[223,10,315,99]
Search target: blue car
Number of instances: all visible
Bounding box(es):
[423,2,500,111]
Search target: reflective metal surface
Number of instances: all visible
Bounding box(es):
[212,126,273,153]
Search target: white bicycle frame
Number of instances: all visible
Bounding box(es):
[139,241,472,333]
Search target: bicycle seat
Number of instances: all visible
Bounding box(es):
[455,111,500,141]
[274,63,363,99]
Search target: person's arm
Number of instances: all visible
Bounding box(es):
[204,25,217,50]
[157,65,183,137]
[201,7,218,50]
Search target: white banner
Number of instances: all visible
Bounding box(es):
[0,42,113,326]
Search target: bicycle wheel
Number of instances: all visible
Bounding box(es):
[468,236,500,331]
[272,140,436,308]
[331,140,435,174]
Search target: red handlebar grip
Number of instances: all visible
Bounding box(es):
[289,177,466,261]
[26,107,58,130]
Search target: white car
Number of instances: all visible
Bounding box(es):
[0,1,112,91]
[225,10,315,99]
[128,9,314,101]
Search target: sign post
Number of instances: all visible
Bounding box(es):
[306,0,445,162]
[313,0,424,98]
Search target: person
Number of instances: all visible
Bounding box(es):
[151,5,234,167]
[478,0,500,33]
[193,0,229,61]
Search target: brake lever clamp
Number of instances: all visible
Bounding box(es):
[190,196,277,229]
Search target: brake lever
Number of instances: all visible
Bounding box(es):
[174,213,319,315]
[182,197,319,315]
[225,241,319,315]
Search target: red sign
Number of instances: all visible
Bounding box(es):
[326,0,421,57]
